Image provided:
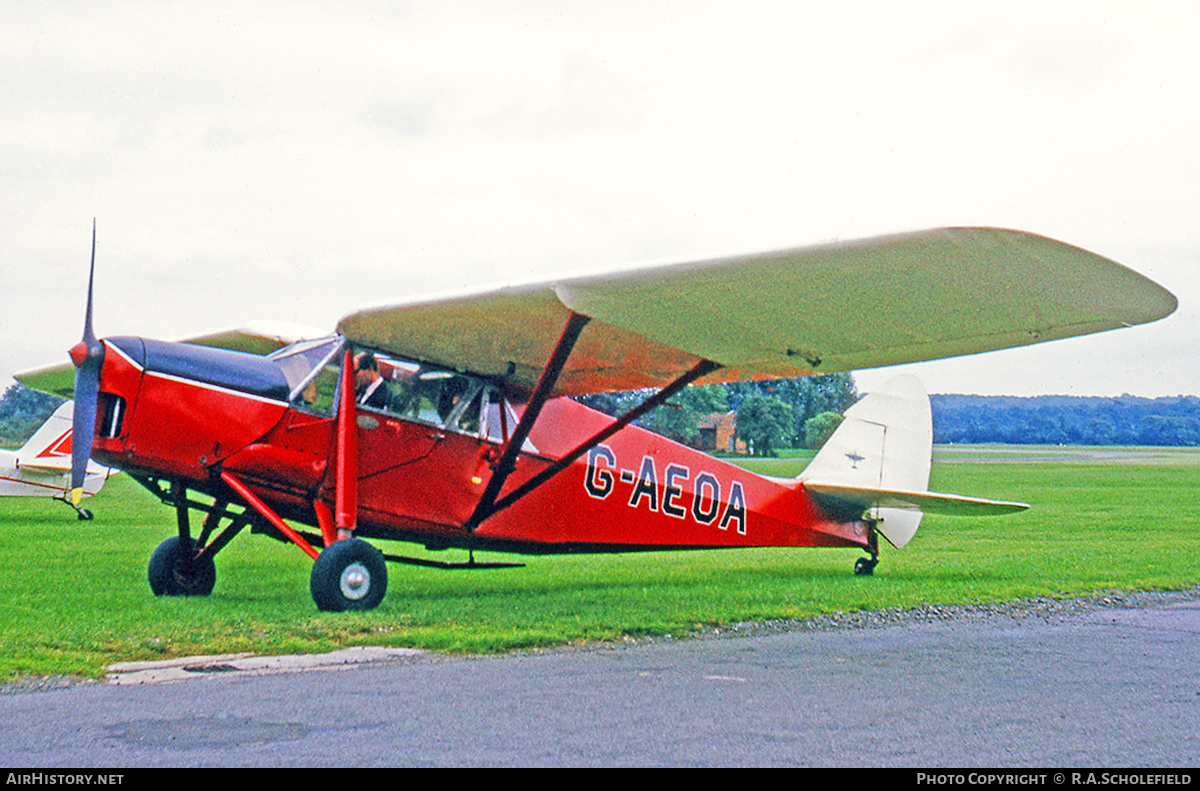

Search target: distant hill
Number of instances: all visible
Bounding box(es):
[931,394,1200,446]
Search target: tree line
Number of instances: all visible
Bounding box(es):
[575,373,859,456]
[580,384,1200,450]
[0,383,65,447]
[931,393,1200,446]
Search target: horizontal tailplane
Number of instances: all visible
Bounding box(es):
[798,375,1026,549]
[803,482,1029,517]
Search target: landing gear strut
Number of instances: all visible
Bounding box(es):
[854,520,880,576]
[137,477,253,598]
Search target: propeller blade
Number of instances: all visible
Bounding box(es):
[69,221,103,504]
[70,363,100,502]
[82,219,96,344]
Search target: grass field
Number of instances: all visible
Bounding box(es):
[1,446,1198,681]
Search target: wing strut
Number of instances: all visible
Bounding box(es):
[486,358,720,517]
[334,345,358,538]
[465,311,591,531]
[464,308,722,530]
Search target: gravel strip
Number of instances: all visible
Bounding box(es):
[696,585,1200,640]
[6,586,1198,693]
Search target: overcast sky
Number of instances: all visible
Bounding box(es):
[3,1,1197,397]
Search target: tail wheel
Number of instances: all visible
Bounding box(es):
[854,520,880,576]
[854,556,878,576]
[310,537,388,612]
[148,536,216,596]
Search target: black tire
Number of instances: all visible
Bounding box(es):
[77,509,94,521]
[310,538,388,612]
[854,557,877,576]
[148,536,216,596]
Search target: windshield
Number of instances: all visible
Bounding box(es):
[267,336,345,412]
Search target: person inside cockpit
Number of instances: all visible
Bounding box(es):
[354,352,393,410]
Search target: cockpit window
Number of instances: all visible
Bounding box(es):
[285,343,536,450]
[268,336,344,415]
[351,348,537,450]
[353,349,481,429]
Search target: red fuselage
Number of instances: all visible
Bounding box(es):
[89,336,869,555]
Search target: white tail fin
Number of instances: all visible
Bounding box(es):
[799,375,1026,548]
[15,402,77,472]
[801,375,932,493]
[5,401,114,503]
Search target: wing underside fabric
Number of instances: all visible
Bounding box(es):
[336,227,1177,396]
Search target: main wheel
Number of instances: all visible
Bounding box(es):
[310,537,388,612]
[148,536,216,596]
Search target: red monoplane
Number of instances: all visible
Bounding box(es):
[16,227,1177,610]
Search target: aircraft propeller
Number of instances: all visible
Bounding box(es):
[67,220,103,507]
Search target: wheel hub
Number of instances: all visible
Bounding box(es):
[339,562,371,601]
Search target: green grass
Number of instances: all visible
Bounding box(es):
[1,447,1198,681]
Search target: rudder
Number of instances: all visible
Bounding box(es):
[798,375,932,548]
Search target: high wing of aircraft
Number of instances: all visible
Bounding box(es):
[337,227,1173,395]
[15,226,1177,610]
[0,401,115,519]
